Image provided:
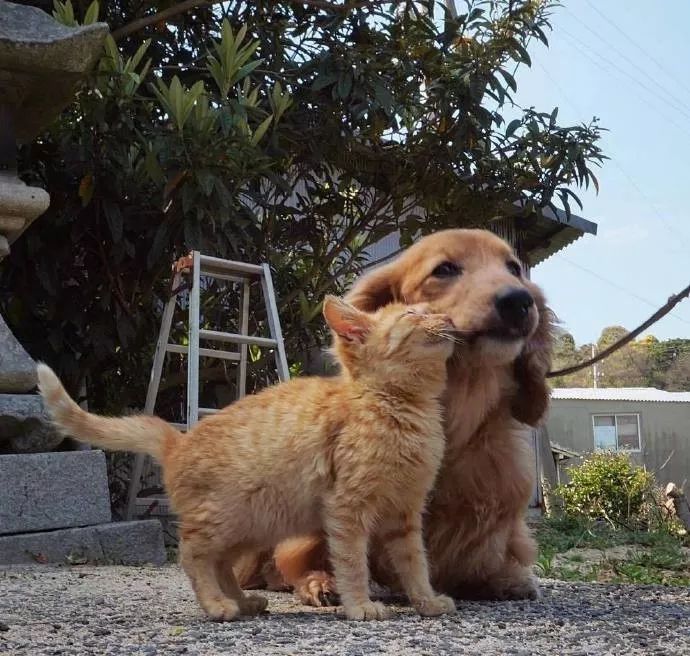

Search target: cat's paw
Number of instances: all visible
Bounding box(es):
[240,593,269,616]
[203,597,241,622]
[345,600,393,621]
[294,571,339,607]
[413,594,456,617]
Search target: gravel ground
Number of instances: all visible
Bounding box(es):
[1,565,689,655]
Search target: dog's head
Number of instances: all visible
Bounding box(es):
[345,229,554,426]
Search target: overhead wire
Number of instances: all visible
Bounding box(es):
[581,0,690,99]
[557,28,690,141]
[555,255,690,328]
[534,60,690,251]
[563,5,690,122]
[527,16,690,331]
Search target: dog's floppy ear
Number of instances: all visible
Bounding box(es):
[345,261,400,311]
[511,291,555,427]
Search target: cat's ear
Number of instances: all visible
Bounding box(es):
[323,295,373,343]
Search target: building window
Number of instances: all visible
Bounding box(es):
[592,414,641,452]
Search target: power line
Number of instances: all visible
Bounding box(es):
[603,162,690,251]
[555,254,690,328]
[558,28,690,141]
[564,6,690,123]
[581,0,690,100]
[548,280,690,378]
[535,61,690,251]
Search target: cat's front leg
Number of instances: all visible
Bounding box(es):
[380,514,456,617]
[325,516,392,621]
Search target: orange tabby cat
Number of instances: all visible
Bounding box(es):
[37,296,456,622]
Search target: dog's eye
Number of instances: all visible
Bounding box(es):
[431,261,461,278]
[507,261,522,277]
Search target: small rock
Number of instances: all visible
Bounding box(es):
[92,628,111,636]
[0,622,9,632]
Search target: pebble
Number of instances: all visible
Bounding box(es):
[1,566,690,655]
[92,628,111,636]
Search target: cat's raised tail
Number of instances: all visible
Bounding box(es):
[37,363,178,460]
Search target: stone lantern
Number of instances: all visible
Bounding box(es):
[0,1,165,565]
[0,0,108,440]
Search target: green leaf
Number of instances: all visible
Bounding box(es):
[497,68,517,92]
[550,107,559,128]
[337,73,353,99]
[83,0,99,24]
[103,202,124,242]
[510,38,532,66]
[506,118,522,138]
[230,59,262,91]
[373,82,394,114]
[52,0,77,27]
[196,170,215,196]
[148,223,169,269]
[590,171,600,194]
[102,34,120,69]
[250,114,273,145]
[126,39,151,74]
[312,72,338,91]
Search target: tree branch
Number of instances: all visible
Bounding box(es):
[112,0,226,42]
[112,0,375,42]
[548,281,690,379]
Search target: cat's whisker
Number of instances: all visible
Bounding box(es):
[425,329,465,346]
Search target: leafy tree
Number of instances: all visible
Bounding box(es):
[550,328,591,387]
[648,338,690,390]
[663,352,690,392]
[550,328,690,391]
[596,326,651,388]
[0,0,605,415]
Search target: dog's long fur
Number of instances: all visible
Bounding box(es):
[237,228,554,603]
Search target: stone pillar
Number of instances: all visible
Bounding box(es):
[0,0,109,454]
[0,1,166,565]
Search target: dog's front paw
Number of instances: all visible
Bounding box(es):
[414,594,456,617]
[492,572,541,601]
[203,597,241,622]
[294,570,339,607]
[345,600,393,621]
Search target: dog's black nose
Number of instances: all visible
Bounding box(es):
[495,288,534,328]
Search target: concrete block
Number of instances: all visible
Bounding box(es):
[0,450,111,535]
[0,394,64,453]
[0,315,36,393]
[0,520,167,565]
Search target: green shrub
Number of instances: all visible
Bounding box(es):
[556,452,653,525]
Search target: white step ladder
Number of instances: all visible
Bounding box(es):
[125,251,290,520]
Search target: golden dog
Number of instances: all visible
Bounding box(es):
[238,228,554,602]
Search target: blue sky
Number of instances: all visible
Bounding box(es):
[511,0,690,345]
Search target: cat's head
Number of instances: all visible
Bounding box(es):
[323,295,456,382]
